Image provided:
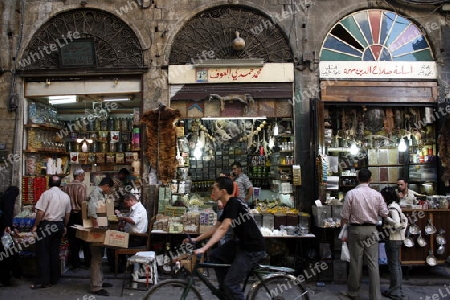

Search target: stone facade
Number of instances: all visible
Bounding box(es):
[0,0,448,208]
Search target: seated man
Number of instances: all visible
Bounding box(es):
[108,193,148,272]
[189,176,266,300]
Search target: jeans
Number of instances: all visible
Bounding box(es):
[385,240,403,298]
[209,240,266,300]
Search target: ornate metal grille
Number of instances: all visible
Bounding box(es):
[20,9,144,70]
[169,5,293,64]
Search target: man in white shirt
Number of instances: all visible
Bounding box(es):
[108,193,148,273]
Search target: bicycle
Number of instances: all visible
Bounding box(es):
[144,240,309,300]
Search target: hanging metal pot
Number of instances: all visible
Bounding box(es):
[404,232,414,247]
[408,221,420,235]
[436,229,446,245]
[425,219,437,235]
[426,250,437,266]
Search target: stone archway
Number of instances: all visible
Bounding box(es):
[20,8,144,70]
[169,5,294,64]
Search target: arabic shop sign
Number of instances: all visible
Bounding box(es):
[319,61,437,79]
[168,63,294,84]
[59,38,96,67]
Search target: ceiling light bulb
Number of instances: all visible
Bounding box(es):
[350,142,359,155]
[194,145,202,160]
[398,138,407,152]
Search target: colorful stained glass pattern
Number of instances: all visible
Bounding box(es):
[320,9,433,61]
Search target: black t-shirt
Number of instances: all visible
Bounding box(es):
[219,197,265,252]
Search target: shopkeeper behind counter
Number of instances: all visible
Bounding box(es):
[396,178,424,207]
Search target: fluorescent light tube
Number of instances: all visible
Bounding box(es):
[103,97,130,102]
[49,95,77,105]
[202,116,266,120]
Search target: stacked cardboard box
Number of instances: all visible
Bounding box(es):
[74,199,129,248]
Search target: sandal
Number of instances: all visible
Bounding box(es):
[30,284,51,289]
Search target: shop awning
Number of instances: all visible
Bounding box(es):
[170,83,293,101]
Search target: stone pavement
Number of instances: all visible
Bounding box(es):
[1,263,450,299]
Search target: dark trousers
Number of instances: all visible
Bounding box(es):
[107,235,147,272]
[67,212,91,267]
[35,221,65,285]
[0,242,21,284]
[209,240,266,300]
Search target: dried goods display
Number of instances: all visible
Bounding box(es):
[142,106,180,183]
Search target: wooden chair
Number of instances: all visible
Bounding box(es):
[114,222,153,276]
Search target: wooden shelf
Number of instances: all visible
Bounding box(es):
[24,149,67,154]
[25,123,63,130]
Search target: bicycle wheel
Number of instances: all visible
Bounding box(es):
[144,279,202,300]
[247,274,309,300]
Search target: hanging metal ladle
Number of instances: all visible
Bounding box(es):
[436,229,446,255]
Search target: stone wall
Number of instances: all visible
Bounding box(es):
[0,0,448,202]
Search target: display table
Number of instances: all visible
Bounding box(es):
[400,209,450,265]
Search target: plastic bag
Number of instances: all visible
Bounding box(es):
[339,224,348,241]
[1,232,14,249]
[341,241,350,262]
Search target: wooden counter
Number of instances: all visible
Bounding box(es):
[400,209,450,265]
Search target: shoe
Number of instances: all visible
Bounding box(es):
[339,291,360,300]
[102,283,113,288]
[92,289,109,296]
[30,284,51,290]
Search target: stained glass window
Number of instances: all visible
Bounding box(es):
[320,9,433,61]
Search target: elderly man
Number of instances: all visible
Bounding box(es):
[108,193,148,273]
[62,168,91,270]
[31,176,71,289]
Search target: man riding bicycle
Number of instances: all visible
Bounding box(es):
[186,176,266,300]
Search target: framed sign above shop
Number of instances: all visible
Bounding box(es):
[59,38,96,68]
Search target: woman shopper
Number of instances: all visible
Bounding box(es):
[380,186,408,299]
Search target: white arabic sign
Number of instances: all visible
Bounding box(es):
[168,63,294,84]
[319,61,437,79]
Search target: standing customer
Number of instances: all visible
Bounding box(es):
[88,177,114,296]
[381,187,407,299]
[0,186,20,286]
[340,168,389,300]
[62,168,91,270]
[230,161,254,207]
[31,176,71,289]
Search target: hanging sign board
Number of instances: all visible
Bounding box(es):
[168,63,294,84]
[319,61,437,79]
[59,38,96,67]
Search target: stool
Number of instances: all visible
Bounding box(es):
[121,251,158,295]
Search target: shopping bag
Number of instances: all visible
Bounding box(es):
[339,224,348,241]
[341,241,350,262]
